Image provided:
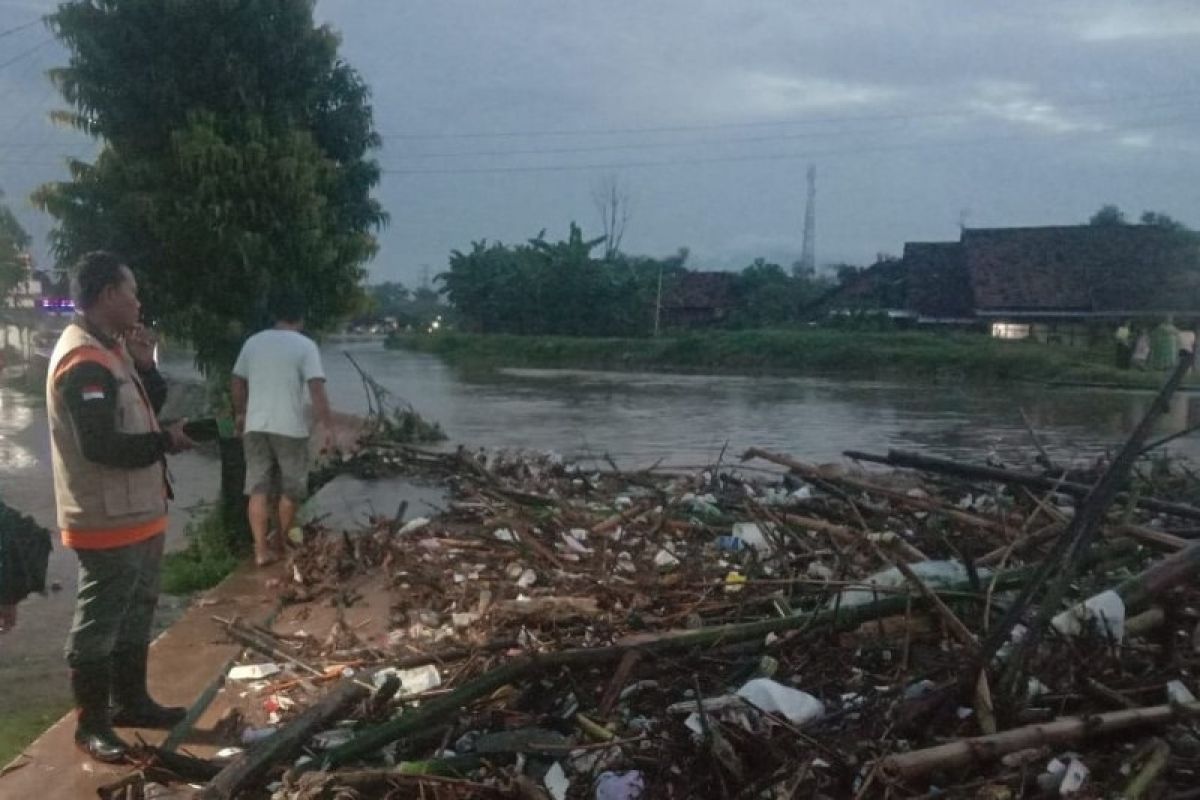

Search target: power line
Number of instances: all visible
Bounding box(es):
[388,120,914,159]
[380,97,1189,161]
[0,36,52,71]
[375,112,1200,176]
[375,88,1200,141]
[2,112,1197,172]
[0,18,42,40]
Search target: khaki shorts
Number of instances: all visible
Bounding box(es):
[243,432,310,500]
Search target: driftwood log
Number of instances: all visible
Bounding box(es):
[200,675,370,800]
[843,448,1200,524]
[879,701,1200,780]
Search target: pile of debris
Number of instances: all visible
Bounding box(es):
[115,357,1200,799]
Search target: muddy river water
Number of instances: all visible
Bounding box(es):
[1,341,1198,717]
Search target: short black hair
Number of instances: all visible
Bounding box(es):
[72,251,128,310]
[268,289,305,324]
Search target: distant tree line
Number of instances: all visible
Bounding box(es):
[354,281,443,331]
[423,223,836,337]
[1089,205,1195,235]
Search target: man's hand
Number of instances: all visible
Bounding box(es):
[234,413,246,437]
[125,324,158,370]
[164,419,197,453]
[0,604,16,634]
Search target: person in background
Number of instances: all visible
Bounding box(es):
[1132,326,1151,370]
[231,292,333,568]
[1149,315,1182,370]
[47,252,195,762]
[1179,324,1197,371]
[1114,320,1133,369]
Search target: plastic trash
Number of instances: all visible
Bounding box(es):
[716,535,748,552]
[736,678,824,726]
[1059,758,1088,795]
[397,517,430,535]
[517,568,538,588]
[374,664,442,696]
[544,762,569,800]
[594,770,646,800]
[493,528,517,542]
[833,560,993,609]
[1168,679,1196,704]
[228,663,281,681]
[241,726,277,744]
[654,548,681,568]
[1050,590,1125,643]
[807,562,834,581]
[724,571,747,593]
[731,522,771,552]
[561,531,592,554]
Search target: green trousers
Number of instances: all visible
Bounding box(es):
[65,534,164,667]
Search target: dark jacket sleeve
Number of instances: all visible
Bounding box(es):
[137,363,168,414]
[0,502,52,605]
[58,362,170,469]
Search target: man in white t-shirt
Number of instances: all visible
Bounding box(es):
[231,294,333,566]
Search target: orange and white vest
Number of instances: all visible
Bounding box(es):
[46,322,167,550]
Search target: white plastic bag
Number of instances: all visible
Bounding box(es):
[736,678,824,726]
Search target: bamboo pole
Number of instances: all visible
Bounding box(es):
[879,702,1200,779]
[842,448,1200,524]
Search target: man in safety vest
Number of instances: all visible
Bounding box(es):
[46,251,195,762]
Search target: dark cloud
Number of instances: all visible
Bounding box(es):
[3,0,1199,281]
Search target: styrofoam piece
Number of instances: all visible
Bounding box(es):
[1167,679,1196,704]
[228,663,281,681]
[374,664,442,696]
[544,762,569,800]
[1050,590,1125,643]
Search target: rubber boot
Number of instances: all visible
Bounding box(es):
[110,644,186,729]
[71,661,129,763]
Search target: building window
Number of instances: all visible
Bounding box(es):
[991,322,1030,340]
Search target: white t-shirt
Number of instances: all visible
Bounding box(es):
[232,329,326,438]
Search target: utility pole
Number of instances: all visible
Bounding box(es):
[653,264,663,337]
[800,164,816,275]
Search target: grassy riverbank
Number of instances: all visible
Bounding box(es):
[387,329,1188,388]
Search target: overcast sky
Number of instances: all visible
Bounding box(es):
[2,0,1199,284]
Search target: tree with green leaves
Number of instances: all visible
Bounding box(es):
[1139,211,1191,233]
[35,0,385,375]
[439,224,680,337]
[1089,204,1127,226]
[0,188,31,304]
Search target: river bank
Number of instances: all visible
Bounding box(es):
[387,329,1196,389]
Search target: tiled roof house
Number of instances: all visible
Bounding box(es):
[902,225,1200,324]
[660,271,738,327]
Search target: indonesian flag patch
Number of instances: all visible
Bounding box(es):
[80,384,106,401]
